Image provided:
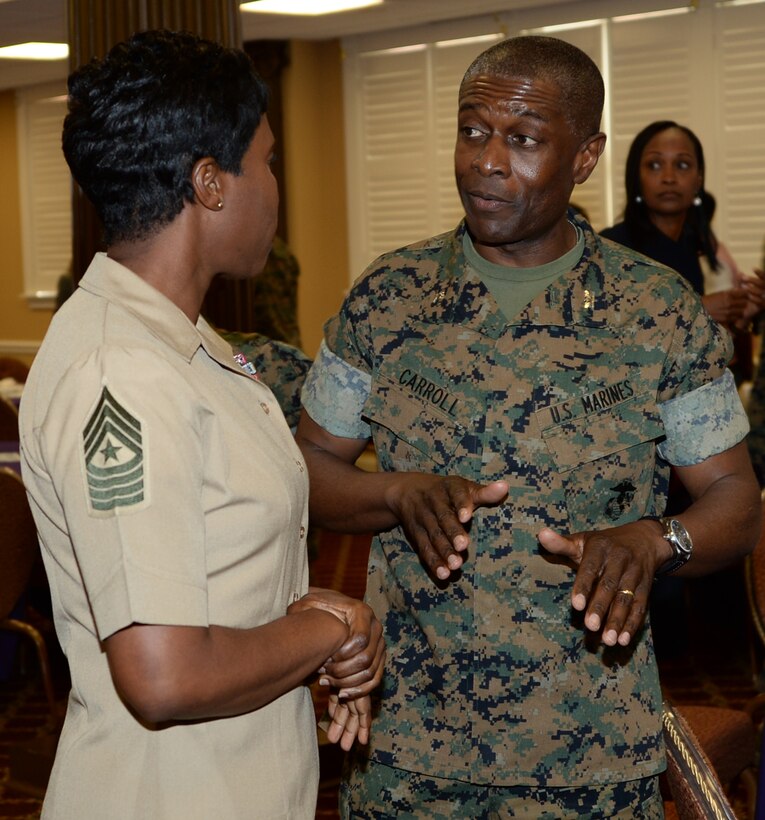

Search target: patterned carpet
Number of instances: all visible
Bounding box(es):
[0,534,761,819]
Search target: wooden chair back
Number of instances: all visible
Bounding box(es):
[0,356,29,383]
[0,467,59,720]
[0,467,38,619]
[662,699,738,820]
[0,395,19,441]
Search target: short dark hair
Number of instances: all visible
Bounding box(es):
[62,29,269,245]
[622,120,716,268]
[460,35,604,141]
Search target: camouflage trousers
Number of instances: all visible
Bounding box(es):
[340,759,663,819]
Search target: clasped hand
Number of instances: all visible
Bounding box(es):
[702,268,765,329]
[735,267,765,329]
[288,588,385,750]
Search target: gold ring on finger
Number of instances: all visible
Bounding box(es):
[619,589,635,597]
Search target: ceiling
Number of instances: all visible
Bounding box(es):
[0,0,577,90]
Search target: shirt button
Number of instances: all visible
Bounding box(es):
[260,402,270,414]
[296,460,304,472]
[299,526,306,538]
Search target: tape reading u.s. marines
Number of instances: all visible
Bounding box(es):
[399,368,459,416]
[581,379,634,413]
[549,379,634,424]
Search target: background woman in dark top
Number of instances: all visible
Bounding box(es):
[601,120,764,337]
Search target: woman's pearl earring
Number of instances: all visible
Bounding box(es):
[693,195,702,207]
[635,195,642,204]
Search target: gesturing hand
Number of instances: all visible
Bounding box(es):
[384,474,509,580]
[538,519,669,647]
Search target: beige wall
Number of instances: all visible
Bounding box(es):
[0,90,54,366]
[283,40,349,358]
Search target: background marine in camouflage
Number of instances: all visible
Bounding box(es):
[249,235,303,349]
[219,329,311,431]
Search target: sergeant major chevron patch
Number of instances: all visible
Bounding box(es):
[83,386,145,514]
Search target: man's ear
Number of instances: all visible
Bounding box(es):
[191,156,224,211]
[573,133,607,185]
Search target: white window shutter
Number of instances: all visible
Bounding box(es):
[715,2,765,273]
[16,82,70,307]
[609,13,695,225]
[344,35,500,278]
[359,49,432,265]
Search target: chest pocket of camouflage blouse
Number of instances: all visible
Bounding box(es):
[362,371,477,473]
[537,389,665,530]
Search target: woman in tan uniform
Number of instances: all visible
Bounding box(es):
[19,29,383,820]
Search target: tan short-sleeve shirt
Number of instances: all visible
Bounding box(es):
[20,254,316,819]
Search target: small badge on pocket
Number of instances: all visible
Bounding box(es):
[604,479,636,521]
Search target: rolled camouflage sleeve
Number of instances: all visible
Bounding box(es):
[301,340,371,439]
[657,369,749,465]
[657,282,733,401]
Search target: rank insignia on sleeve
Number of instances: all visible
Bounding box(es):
[82,386,146,514]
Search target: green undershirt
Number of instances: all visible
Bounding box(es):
[463,224,585,322]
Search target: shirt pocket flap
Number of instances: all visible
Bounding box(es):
[538,392,665,473]
[362,374,471,467]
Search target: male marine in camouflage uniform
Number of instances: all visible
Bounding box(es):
[296,36,761,817]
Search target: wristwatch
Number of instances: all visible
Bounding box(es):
[655,517,693,576]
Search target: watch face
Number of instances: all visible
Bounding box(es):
[668,519,693,554]
[657,518,693,575]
